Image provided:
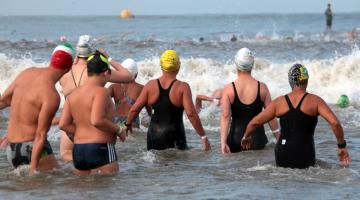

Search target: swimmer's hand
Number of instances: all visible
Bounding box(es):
[201,136,211,151]
[337,148,351,167]
[116,126,127,142]
[29,167,39,176]
[98,48,109,58]
[241,136,252,150]
[221,142,230,155]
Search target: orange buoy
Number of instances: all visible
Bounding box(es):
[120,9,133,19]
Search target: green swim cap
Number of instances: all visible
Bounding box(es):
[337,95,349,108]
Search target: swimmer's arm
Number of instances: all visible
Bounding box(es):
[183,84,206,137]
[262,84,280,140]
[243,101,277,139]
[59,100,75,134]
[127,86,148,124]
[317,98,345,144]
[30,96,59,175]
[183,84,211,151]
[51,117,60,126]
[220,89,231,147]
[195,95,213,113]
[108,60,133,83]
[90,90,119,134]
[317,97,350,166]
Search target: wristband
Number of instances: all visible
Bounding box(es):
[337,140,347,149]
[201,135,207,140]
[116,126,122,136]
[271,129,280,134]
[108,57,113,62]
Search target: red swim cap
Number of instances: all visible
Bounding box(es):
[50,43,75,70]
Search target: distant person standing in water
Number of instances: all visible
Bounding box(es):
[241,64,350,169]
[325,3,333,32]
[124,50,211,151]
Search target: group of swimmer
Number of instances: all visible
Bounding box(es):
[0,34,350,176]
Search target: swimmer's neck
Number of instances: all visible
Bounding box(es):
[76,58,87,65]
[291,86,307,94]
[46,67,67,83]
[236,71,252,79]
[161,71,177,80]
[86,76,106,87]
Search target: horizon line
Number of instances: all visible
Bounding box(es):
[1,11,360,17]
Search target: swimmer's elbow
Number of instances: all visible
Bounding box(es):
[186,110,198,120]
[221,111,231,120]
[249,119,262,129]
[91,118,103,128]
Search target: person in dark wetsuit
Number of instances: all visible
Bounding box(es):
[220,48,279,154]
[242,64,351,169]
[123,50,211,151]
[325,4,333,32]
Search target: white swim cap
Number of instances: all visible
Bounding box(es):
[234,48,255,71]
[76,35,93,58]
[122,58,138,78]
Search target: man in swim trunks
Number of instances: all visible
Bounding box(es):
[241,64,350,169]
[123,50,211,151]
[195,88,223,113]
[59,51,124,175]
[220,48,279,154]
[108,58,151,128]
[0,43,75,175]
[57,35,133,162]
[325,4,333,32]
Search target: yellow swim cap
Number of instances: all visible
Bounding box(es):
[160,50,180,72]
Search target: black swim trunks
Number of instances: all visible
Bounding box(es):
[73,143,117,171]
[6,140,53,168]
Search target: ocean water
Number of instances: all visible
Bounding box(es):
[0,14,360,199]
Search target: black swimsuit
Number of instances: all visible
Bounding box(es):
[275,93,318,169]
[227,81,268,152]
[147,79,186,150]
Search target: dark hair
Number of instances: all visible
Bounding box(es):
[87,51,110,76]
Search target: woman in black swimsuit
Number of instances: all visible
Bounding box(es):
[220,48,279,154]
[242,64,350,168]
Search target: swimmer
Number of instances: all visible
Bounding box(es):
[108,58,151,128]
[123,50,211,151]
[0,43,75,175]
[220,48,280,154]
[241,64,350,169]
[347,28,359,40]
[230,34,237,42]
[59,51,124,176]
[57,35,133,162]
[325,4,333,32]
[195,88,223,113]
